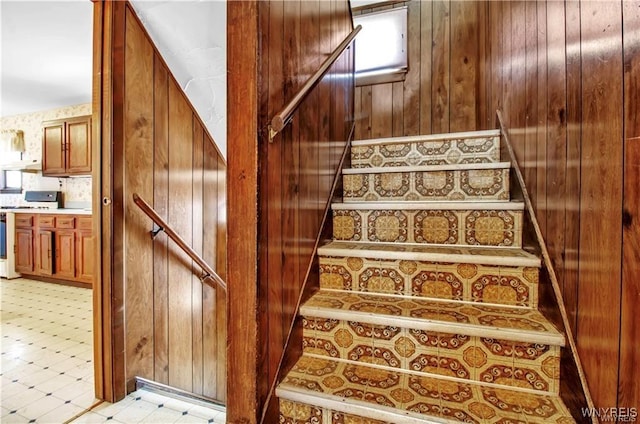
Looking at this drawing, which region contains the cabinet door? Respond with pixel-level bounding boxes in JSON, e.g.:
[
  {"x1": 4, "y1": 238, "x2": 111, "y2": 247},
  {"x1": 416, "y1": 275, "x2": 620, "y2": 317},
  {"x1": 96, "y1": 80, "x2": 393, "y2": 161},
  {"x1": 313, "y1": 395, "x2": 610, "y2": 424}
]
[
  {"x1": 42, "y1": 121, "x2": 66, "y2": 176},
  {"x1": 66, "y1": 117, "x2": 91, "y2": 175},
  {"x1": 55, "y1": 230, "x2": 76, "y2": 279},
  {"x1": 15, "y1": 229, "x2": 34, "y2": 273},
  {"x1": 76, "y1": 230, "x2": 93, "y2": 284},
  {"x1": 36, "y1": 230, "x2": 54, "y2": 276}
]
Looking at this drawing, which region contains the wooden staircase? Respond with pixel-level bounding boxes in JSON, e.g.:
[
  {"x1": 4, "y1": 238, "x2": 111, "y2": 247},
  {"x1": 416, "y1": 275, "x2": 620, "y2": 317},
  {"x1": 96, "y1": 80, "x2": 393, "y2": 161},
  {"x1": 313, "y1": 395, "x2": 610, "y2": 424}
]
[{"x1": 275, "y1": 129, "x2": 576, "y2": 423}]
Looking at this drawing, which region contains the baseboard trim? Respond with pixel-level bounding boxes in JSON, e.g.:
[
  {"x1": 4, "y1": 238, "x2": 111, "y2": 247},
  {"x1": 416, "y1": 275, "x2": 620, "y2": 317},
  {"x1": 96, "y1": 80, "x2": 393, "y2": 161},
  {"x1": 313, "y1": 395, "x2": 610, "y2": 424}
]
[{"x1": 134, "y1": 377, "x2": 226, "y2": 413}]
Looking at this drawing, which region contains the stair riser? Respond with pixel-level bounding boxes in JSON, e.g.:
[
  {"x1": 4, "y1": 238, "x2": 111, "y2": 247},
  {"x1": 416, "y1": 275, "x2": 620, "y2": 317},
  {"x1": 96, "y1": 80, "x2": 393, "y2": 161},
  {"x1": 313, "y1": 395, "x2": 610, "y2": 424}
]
[
  {"x1": 279, "y1": 399, "x2": 393, "y2": 424},
  {"x1": 302, "y1": 317, "x2": 560, "y2": 394},
  {"x1": 333, "y1": 209, "x2": 523, "y2": 247},
  {"x1": 319, "y1": 256, "x2": 539, "y2": 308},
  {"x1": 343, "y1": 168, "x2": 510, "y2": 202},
  {"x1": 351, "y1": 135, "x2": 500, "y2": 168}
]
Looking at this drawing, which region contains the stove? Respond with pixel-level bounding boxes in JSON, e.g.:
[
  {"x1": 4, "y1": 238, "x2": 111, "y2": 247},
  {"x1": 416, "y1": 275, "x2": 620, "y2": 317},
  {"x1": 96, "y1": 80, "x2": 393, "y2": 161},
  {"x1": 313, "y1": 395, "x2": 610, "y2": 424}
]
[
  {"x1": 0, "y1": 191, "x2": 63, "y2": 211},
  {"x1": 1, "y1": 206, "x2": 53, "y2": 210}
]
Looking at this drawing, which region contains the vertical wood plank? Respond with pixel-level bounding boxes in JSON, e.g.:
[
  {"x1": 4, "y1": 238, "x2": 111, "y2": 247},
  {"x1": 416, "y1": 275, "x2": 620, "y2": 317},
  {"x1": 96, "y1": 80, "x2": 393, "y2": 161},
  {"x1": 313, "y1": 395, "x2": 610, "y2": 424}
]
[
  {"x1": 191, "y1": 120, "x2": 204, "y2": 395},
  {"x1": 215, "y1": 153, "x2": 226, "y2": 403},
  {"x1": 489, "y1": 2, "x2": 502, "y2": 114},
  {"x1": 123, "y1": 7, "x2": 154, "y2": 388},
  {"x1": 202, "y1": 137, "x2": 218, "y2": 399},
  {"x1": 476, "y1": 0, "x2": 489, "y2": 129},
  {"x1": 392, "y1": 81, "x2": 404, "y2": 136},
  {"x1": 265, "y1": 0, "x2": 284, "y2": 394},
  {"x1": 403, "y1": 0, "x2": 421, "y2": 136},
  {"x1": 281, "y1": 0, "x2": 301, "y2": 386},
  {"x1": 419, "y1": 0, "x2": 432, "y2": 134},
  {"x1": 563, "y1": 0, "x2": 582, "y2": 334},
  {"x1": 353, "y1": 86, "x2": 363, "y2": 140},
  {"x1": 431, "y1": 0, "x2": 450, "y2": 134},
  {"x1": 360, "y1": 85, "x2": 372, "y2": 139},
  {"x1": 577, "y1": 1, "x2": 623, "y2": 409},
  {"x1": 535, "y1": 1, "x2": 548, "y2": 233},
  {"x1": 227, "y1": 0, "x2": 260, "y2": 418},
  {"x1": 501, "y1": 1, "x2": 512, "y2": 122},
  {"x1": 619, "y1": 0, "x2": 640, "y2": 410},
  {"x1": 371, "y1": 84, "x2": 393, "y2": 138},
  {"x1": 449, "y1": 0, "x2": 478, "y2": 132},
  {"x1": 152, "y1": 53, "x2": 170, "y2": 385},
  {"x1": 319, "y1": 0, "x2": 332, "y2": 201},
  {"x1": 167, "y1": 80, "x2": 194, "y2": 392},
  {"x1": 509, "y1": 1, "x2": 526, "y2": 160},
  {"x1": 523, "y1": 0, "x2": 538, "y2": 211},
  {"x1": 545, "y1": 0, "x2": 567, "y2": 293}
]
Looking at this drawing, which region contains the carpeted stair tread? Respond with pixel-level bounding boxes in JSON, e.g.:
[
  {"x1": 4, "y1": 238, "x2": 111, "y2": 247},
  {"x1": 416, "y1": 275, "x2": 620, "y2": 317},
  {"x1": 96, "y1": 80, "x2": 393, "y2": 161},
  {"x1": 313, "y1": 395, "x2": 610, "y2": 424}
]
[
  {"x1": 277, "y1": 355, "x2": 576, "y2": 424},
  {"x1": 318, "y1": 240, "x2": 541, "y2": 268},
  {"x1": 301, "y1": 290, "x2": 564, "y2": 346}
]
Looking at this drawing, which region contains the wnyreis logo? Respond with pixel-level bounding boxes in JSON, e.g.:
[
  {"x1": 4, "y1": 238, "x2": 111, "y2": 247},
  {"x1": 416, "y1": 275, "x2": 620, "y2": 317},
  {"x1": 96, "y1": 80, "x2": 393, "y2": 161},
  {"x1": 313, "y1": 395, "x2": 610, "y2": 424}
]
[{"x1": 581, "y1": 407, "x2": 638, "y2": 422}]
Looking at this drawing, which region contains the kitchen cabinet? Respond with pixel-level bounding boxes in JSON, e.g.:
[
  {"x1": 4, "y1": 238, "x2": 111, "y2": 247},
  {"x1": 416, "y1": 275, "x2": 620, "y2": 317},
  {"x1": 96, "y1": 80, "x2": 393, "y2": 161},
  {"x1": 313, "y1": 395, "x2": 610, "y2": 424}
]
[
  {"x1": 15, "y1": 214, "x2": 34, "y2": 273},
  {"x1": 42, "y1": 116, "x2": 92, "y2": 176},
  {"x1": 14, "y1": 213, "x2": 93, "y2": 285},
  {"x1": 76, "y1": 228, "x2": 93, "y2": 283},
  {"x1": 55, "y1": 230, "x2": 75, "y2": 279},
  {"x1": 36, "y1": 230, "x2": 53, "y2": 275},
  {"x1": 15, "y1": 227, "x2": 34, "y2": 274},
  {"x1": 36, "y1": 215, "x2": 54, "y2": 275}
]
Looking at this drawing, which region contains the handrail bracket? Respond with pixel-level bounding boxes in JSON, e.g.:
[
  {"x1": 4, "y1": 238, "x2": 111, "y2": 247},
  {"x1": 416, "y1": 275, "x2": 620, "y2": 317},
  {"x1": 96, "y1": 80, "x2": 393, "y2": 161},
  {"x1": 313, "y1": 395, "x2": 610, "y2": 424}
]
[
  {"x1": 150, "y1": 223, "x2": 164, "y2": 239},
  {"x1": 132, "y1": 192, "x2": 227, "y2": 292},
  {"x1": 268, "y1": 125, "x2": 277, "y2": 143}
]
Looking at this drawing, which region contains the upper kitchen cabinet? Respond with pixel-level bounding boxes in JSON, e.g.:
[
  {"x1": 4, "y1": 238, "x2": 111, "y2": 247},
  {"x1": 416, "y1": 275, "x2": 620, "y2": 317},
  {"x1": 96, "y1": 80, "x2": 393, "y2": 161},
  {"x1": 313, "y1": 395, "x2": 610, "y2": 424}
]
[{"x1": 42, "y1": 115, "x2": 92, "y2": 176}]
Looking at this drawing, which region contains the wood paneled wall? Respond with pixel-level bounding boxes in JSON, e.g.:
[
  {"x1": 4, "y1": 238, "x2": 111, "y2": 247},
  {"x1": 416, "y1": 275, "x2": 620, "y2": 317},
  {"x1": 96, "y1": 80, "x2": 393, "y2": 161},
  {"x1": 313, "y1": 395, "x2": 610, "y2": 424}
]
[
  {"x1": 227, "y1": 1, "x2": 354, "y2": 422},
  {"x1": 354, "y1": 0, "x2": 481, "y2": 140},
  {"x1": 479, "y1": 0, "x2": 640, "y2": 411},
  {"x1": 96, "y1": 2, "x2": 226, "y2": 403}
]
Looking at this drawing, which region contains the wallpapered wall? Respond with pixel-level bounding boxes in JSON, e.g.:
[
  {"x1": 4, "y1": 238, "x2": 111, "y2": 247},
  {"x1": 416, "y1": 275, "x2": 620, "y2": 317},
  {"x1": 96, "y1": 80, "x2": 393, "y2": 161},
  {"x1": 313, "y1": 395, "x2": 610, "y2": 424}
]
[{"x1": 0, "y1": 103, "x2": 92, "y2": 207}]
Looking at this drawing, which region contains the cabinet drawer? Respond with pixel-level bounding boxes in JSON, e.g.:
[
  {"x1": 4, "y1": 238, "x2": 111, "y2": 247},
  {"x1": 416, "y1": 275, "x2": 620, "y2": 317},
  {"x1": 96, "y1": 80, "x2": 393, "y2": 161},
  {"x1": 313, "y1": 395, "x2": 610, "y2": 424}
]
[
  {"x1": 38, "y1": 216, "x2": 55, "y2": 228},
  {"x1": 77, "y1": 217, "x2": 92, "y2": 231},
  {"x1": 15, "y1": 215, "x2": 34, "y2": 228},
  {"x1": 56, "y1": 216, "x2": 76, "y2": 229}
]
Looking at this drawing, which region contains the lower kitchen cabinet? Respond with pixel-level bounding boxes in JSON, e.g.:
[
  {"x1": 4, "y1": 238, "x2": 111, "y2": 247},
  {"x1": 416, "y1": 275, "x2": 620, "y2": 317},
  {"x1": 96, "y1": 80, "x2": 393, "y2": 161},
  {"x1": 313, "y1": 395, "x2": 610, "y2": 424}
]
[
  {"x1": 36, "y1": 230, "x2": 54, "y2": 275},
  {"x1": 15, "y1": 213, "x2": 93, "y2": 285},
  {"x1": 55, "y1": 230, "x2": 76, "y2": 279},
  {"x1": 15, "y1": 228, "x2": 34, "y2": 273},
  {"x1": 76, "y1": 229, "x2": 93, "y2": 283}
]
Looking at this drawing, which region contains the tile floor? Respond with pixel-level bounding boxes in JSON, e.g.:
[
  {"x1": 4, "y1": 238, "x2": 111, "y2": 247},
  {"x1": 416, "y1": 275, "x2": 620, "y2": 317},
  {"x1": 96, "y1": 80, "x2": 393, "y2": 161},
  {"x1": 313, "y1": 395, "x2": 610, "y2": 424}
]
[{"x1": 1, "y1": 278, "x2": 225, "y2": 424}]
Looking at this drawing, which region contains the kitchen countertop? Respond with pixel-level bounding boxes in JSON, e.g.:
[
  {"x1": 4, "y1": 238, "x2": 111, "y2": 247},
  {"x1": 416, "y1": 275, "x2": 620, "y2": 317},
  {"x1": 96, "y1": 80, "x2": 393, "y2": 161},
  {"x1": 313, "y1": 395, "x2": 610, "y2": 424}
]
[{"x1": 0, "y1": 208, "x2": 92, "y2": 215}]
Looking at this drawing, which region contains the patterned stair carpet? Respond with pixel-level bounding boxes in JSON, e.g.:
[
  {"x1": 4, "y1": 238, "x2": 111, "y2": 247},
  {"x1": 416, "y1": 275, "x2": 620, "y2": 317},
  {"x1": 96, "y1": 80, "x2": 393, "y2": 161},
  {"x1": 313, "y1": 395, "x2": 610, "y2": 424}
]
[{"x1": 276, "y1": 130, "x2": 575, "y2": 423}]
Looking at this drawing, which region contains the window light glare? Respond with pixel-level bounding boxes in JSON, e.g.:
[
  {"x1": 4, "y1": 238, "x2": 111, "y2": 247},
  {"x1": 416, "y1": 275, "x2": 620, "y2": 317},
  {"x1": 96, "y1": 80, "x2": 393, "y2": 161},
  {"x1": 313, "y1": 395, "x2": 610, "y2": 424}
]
[{"x1": 354, "y1": 7, "x2": 408, "y2": 74}]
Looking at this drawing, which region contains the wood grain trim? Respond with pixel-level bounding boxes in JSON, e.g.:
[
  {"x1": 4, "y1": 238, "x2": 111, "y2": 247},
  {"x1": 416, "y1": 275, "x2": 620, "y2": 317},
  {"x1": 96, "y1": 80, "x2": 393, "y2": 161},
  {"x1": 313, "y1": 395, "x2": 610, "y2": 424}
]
[
  {"x1": 497, "y1": 110, "x2": 596, "y2": 421},
  {"x1": 91, "y1": 0, "x2": 105, "y2": 401},
  {"x1": 227, "y1": 1, "x2": 260, "y2": 422},
  {"x1": 619, "y1": 0, "x2": 640, "y2": 408}
]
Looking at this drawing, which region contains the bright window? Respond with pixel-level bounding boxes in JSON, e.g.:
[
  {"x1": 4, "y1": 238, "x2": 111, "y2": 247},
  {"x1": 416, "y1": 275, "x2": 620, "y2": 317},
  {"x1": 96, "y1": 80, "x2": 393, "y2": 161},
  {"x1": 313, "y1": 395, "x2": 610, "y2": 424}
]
[
  {"x1": 353, "y1": 6, "x2": 407, "y2": 84},
  {"x1": 0, "y1": 151, "x2": 22, "y2": 193}
]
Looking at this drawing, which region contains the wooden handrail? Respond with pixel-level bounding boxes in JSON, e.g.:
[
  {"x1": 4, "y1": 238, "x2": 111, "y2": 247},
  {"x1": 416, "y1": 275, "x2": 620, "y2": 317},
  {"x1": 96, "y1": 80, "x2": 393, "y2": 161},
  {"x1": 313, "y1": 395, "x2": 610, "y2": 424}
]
[
  {"x1": 268, "y1": 25, "x2": 362, "y2": 142},
  {"x1": 132, "y1": 193, "x2": 227, "y2": 292}
]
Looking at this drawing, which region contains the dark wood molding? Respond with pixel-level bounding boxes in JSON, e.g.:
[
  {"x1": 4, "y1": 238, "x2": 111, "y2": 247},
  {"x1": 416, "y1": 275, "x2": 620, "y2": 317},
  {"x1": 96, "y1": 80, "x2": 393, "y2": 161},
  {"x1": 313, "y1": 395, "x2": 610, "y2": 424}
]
[{"x1": 227, "y1": 1, "x2": 260, "y2": 422}]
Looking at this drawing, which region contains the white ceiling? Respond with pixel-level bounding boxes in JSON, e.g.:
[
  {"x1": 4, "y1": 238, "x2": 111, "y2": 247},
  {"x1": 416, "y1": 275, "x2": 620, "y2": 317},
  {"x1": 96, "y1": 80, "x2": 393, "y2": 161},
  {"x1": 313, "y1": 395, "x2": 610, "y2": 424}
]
[{"x1": 0, "y1": 0, "x2": 93, "y2": 118}]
